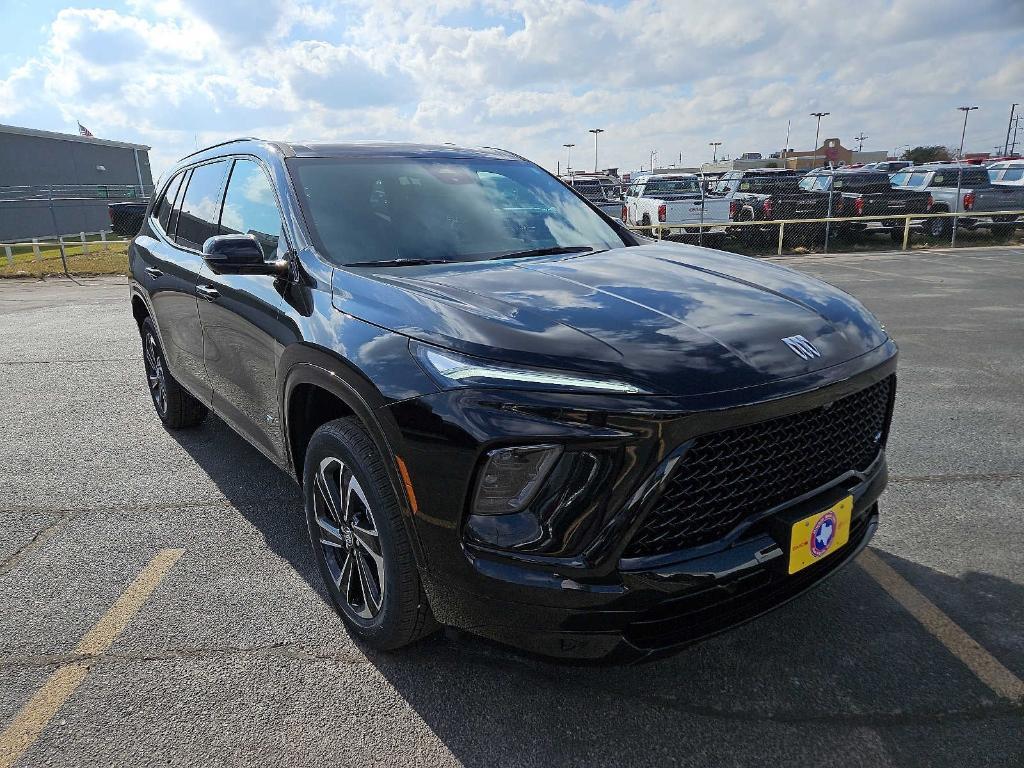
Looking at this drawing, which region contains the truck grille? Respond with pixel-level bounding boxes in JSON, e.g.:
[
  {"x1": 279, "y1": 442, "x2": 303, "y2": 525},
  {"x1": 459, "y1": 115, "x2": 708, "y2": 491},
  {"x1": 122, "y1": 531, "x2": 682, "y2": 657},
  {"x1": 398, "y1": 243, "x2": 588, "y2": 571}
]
[{"x1": 623, "y1": 376, "x2": 894, "y2": 559}]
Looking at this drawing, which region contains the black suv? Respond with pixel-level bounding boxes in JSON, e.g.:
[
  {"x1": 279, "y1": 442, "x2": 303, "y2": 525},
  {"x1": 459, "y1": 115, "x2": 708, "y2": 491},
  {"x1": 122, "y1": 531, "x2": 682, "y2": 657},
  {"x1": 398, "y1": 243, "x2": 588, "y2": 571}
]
[{"x1": 127, "y1": 139, "x2": 897, "y2": 662}]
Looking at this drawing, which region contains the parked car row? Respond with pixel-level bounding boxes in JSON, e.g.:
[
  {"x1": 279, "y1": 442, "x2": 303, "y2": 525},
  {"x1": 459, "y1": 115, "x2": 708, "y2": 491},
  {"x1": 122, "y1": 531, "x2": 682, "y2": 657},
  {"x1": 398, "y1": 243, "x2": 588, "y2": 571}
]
[{"x1": 556, "y1": 162, "x2": 1024, "y2": 248}]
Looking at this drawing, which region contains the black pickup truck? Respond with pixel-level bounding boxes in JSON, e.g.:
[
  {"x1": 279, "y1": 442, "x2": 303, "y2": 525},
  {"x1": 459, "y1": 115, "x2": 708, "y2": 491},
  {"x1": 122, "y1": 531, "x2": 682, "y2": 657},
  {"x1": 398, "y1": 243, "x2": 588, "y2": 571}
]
[
  {"x1": 712, "y1": 169, "x2": 838, "y2": 245},
  {"x1": 799, "y1": 169, "x2": 931, "y2": 241}
]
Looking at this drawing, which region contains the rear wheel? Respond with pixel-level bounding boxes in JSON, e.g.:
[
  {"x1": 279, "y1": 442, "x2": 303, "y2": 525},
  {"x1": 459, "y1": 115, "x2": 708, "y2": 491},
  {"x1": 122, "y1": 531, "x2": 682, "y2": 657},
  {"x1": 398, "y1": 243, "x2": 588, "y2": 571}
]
[
  {"x1": 925, "y1": 211, "x2": 951, "y2": 240},
  {"x1": 140, "y1": 317, "x2": 207, "y2": 429},
  {"x1": 304, "y1": 418, "x2": 436, "y2": 650}
]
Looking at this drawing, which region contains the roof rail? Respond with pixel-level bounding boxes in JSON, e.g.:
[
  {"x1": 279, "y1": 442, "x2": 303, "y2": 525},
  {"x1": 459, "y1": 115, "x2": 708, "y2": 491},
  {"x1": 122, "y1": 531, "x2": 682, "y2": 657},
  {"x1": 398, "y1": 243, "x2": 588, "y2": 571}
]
[{"x1": 178, "y1": 136, "x2": 263, "y2": 162}]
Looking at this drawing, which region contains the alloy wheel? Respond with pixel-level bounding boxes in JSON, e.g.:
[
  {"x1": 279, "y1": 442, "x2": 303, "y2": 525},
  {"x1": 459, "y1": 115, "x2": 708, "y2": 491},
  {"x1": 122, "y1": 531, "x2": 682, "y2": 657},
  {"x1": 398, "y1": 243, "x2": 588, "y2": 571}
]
[
  {"x1": 313, "y1": 456, "x2": 386, "y2": 620},
  {"x1": 144, "y1": 332, "x2": 168, "y2": 416}
]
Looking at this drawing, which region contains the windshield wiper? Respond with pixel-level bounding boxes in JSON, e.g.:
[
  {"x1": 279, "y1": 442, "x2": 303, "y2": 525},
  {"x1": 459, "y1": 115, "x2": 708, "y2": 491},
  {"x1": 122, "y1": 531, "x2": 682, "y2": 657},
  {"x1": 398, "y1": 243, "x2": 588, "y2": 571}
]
[
  {"x1": 345, "y1": 258, "x2": 454, "y2": 267},
  {"x1": 489, "y1": 246, "x2": 594, "y2": 261}
]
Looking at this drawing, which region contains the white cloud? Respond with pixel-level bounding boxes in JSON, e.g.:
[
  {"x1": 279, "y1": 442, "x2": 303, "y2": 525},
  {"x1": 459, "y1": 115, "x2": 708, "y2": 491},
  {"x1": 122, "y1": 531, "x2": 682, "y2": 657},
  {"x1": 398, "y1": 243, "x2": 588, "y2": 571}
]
[{"x1": 1, "y1": 0, "x2": 1023, "y2": 177}]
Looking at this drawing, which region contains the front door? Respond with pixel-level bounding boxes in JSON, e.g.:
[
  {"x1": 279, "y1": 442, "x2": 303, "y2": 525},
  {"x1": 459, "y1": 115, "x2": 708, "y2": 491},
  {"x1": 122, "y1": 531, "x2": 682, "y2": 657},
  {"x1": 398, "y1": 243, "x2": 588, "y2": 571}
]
[{"x1": 197, "y1": 158, "x2": 292, "y2": 462}]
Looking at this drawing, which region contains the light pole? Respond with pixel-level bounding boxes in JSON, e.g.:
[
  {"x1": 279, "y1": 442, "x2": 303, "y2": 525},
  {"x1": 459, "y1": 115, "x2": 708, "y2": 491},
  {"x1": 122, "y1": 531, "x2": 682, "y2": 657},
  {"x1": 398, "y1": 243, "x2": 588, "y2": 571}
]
[
  {"x1": 810, "y1": 112, "x2": 829, "y2": 170},
  {"x1": 854, "y1": 132, "x2": 867, "y2": 152},
  {"x1": 1005, "y1": 104, "x2": 1018, "y2": 156},
  {"x1": 709, "y1": 141, "x2": 721, "y2": 163},
  {"x1": 563, "y1": 143, "x2": 575, "y2": 175},
  {"x1": 588, "y1": 128, "x2": 604, "y2": 173},
  {"x1": 952, "y1": 105, "x2": 978, "y2": 247},
  {"x1": 649, "y1": 149, "x2": 657, "y2": 171}
]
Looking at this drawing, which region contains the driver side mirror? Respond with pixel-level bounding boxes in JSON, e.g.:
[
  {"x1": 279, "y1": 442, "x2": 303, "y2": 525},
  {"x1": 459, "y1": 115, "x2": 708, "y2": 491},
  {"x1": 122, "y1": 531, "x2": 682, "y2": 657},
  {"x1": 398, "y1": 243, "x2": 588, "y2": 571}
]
[{"x1": 202, "y1": 234, "x2": 289, "y2": 277}]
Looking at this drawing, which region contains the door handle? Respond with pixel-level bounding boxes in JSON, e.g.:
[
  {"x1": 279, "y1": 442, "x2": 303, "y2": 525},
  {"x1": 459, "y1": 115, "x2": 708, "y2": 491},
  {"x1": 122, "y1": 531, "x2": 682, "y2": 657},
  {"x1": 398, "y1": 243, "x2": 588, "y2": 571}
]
[
  {"x1": 144, "y1": 267, "x2": 163, "y2": 278},
  {"x1": 196, "y1": 284, "x2": 219, "y2": 301}
]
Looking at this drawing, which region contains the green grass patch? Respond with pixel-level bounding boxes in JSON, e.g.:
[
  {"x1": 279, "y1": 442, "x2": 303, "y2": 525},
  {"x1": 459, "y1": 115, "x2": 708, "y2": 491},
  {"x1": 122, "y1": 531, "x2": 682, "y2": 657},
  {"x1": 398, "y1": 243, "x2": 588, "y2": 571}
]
[{"x1": 0, "y1": 240, "x2": 129, "y2": 278}]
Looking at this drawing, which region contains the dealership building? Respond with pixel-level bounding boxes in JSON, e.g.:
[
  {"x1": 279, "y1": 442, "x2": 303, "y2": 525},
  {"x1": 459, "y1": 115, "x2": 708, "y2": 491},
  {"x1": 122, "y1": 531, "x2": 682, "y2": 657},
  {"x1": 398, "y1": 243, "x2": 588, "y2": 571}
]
[{"x1": 0, "y1": 123, "x2": 154, "y2": 242}]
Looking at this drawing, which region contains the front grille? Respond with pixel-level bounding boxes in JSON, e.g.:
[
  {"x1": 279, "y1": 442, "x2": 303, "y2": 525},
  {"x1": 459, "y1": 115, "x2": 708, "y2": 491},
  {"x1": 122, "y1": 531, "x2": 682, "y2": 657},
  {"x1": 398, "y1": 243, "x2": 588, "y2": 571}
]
[{"x1": 623, "y1": 375, "x2": 894, "y2": 559}]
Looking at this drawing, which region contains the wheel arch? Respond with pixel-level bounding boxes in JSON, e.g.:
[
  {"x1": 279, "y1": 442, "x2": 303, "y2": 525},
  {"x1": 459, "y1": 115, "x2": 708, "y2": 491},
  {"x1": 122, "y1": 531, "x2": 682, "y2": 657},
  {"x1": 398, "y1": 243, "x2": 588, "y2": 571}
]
[{"x1": 282, "y1": 352, "x2": 428, "y2": 569}]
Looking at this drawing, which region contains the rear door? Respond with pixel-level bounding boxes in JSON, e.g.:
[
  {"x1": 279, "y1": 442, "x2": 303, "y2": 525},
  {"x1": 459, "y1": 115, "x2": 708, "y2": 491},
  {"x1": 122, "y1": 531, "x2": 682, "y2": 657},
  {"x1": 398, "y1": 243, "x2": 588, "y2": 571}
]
[{"x1": 196, "y1": 157, "x2": 293, "y2": 461}]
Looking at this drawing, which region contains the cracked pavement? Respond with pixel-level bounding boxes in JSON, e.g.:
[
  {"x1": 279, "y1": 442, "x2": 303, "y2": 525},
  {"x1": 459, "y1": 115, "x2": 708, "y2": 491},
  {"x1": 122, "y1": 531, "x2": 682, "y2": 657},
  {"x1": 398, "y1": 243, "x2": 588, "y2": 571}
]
[{"x1": 1, "y1": 247, "x2": 1022, "y2": 767}]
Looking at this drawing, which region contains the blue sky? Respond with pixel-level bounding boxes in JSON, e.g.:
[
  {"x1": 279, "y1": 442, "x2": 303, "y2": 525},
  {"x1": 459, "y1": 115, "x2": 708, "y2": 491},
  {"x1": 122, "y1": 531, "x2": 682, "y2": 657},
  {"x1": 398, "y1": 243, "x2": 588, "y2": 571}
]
[{"x1": 1, "y1": 0, "x2": 1022, "y2": 176}]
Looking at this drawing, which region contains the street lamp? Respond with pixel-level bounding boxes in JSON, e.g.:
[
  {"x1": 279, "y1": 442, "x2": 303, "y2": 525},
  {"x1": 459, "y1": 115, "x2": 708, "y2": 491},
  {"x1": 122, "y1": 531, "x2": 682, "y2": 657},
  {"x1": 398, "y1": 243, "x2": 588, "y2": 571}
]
[
  {"x1": 810, "y1": 112, "x2": 830, "y2": 170},
  {"x1": 952, "y1": 106, "x2": 978, "y2": 247},
  {"x1": 588, "y1": 128, "x2": 604, "y2": 173},
  {"x1": 709, "y1": 141, "x2": 721, "y2": 163},
  {"x1": 563, "y1": 143, "x2": 575, "y2": 175}
]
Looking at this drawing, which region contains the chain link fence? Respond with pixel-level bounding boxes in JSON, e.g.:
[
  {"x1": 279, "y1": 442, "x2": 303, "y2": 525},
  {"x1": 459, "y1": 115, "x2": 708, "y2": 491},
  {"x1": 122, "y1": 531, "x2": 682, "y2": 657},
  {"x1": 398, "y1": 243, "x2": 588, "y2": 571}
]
[
  {"x1": 0, "y1": 183, "x2": 143, "y2": 277},
  {"x1": 620, "y1": 163, "x2": 1024, "y2": 256}
]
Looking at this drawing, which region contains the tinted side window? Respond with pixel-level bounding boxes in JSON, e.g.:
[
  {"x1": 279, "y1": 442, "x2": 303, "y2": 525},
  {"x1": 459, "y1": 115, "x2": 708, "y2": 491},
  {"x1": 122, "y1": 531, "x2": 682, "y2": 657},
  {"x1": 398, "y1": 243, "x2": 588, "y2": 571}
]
[
  {"x1": 176, "y1": 161, "x2": 230, "y2": 249},
  {"x1": 220, "y1": 159, "x2": 284, "y2": 260},
  {"x1": 156, "y1": 172, "x2": 185, "y2": 233},
  {"x1": 1002, "y1": 168, "x2": 1023, "y2": 182}
]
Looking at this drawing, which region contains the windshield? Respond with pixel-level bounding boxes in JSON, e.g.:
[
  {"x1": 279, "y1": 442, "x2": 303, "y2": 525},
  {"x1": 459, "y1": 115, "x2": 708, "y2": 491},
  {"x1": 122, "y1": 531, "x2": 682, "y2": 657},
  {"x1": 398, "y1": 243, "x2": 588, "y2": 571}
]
[
  {"x1": 288, "y1": 157, "x2": 626, "y2": 265},
  {"x1": 800, "y1": 174, "x2": 832, "y2": 191},
  {"x1": 641, "y1": 178, "x2": 700, "y2": 197}
]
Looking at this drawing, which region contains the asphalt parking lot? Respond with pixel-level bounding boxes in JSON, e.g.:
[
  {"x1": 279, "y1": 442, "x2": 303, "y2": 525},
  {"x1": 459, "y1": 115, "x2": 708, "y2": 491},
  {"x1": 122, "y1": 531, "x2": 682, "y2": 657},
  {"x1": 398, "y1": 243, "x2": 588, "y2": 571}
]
[{"x1": 0, "y1": 246, "x2": 1022, "y2": 767}]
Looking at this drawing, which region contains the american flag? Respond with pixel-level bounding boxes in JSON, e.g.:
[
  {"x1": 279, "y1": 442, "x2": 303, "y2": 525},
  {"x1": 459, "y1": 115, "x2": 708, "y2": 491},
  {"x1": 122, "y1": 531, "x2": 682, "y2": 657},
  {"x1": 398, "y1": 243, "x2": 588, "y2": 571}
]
[{"x1": 77, "y1": 122, "x2": 94, "y2": 138}]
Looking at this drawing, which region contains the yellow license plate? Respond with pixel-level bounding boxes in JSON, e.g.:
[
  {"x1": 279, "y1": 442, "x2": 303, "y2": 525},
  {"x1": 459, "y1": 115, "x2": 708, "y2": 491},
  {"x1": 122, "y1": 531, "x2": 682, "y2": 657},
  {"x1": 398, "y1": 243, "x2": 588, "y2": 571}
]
[{"x1": 787, "y1": 496, "x2": 853, "y2": 574}]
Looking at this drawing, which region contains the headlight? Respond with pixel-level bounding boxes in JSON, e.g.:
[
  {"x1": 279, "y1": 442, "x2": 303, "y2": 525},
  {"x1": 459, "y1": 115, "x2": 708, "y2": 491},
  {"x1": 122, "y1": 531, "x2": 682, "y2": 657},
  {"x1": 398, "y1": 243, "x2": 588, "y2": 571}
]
[{"x1": 414, "y1": 344, "x2": 646, "y2": 394}]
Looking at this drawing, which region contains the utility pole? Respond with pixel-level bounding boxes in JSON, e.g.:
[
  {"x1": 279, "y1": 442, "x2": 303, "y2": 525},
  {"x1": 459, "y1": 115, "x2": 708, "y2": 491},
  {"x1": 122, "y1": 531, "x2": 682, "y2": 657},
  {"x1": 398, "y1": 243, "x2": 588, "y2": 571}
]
[
  {"x1": 1011, "y1": 116, "x2": 1022, "y2": 156},
  {"x1": 563, "y1": 143, "x2": 575, "y2": 175},
  {"x1": 649, "y1": 149, "x2": 658, "y2": 171},
  {"x1": 810, "y1": 112, "x2": 830, "y2": 170},
  {"x1": 709, "y1": 141, "x2": 721, "y2": 163},
  {"x1": 854, "y1": 132, "x2": 868, "y2": 152},
  {"x1": 1005, "y1": 103, "x2": 1018, "y2": 155},
  {"x1": 588, "y1": 128, "x2": 604, "y2": 173},
  {"x1": 952, "y1": 106, "x2": 978, "y2": 247}
]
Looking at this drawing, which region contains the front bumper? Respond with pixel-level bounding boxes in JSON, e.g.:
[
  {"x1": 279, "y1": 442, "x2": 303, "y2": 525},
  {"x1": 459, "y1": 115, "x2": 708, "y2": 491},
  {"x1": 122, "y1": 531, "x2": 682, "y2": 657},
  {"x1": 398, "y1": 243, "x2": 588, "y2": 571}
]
[
  {"x1": 423, "y1": 472, "x2": 881, "y2": 663},
  {"x1": 384, "y1": 342, "x2": 896, "y2": 661}
]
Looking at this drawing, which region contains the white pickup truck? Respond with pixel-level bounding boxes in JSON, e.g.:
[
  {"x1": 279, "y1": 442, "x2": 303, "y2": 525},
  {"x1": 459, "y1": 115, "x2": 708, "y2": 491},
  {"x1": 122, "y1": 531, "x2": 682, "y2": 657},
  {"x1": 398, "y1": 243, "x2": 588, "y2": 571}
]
[{"x1": 622, "y1": 172, "x2": 729, "y2": 234}]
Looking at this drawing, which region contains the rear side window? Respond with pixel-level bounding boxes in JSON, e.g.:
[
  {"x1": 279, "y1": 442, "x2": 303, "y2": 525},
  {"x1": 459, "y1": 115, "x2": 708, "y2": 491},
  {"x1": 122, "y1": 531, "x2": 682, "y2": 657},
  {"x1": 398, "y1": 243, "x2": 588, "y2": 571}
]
[
  {"x1": 220, "y1": 159, "x2": 284, "y2": 260},
  {"x1": 155, "y1": 172, "x2": 185, "y2": 233},
  {"x1": 176, "y1": 160, "x2": 230, "y2": 249},
  {"x1": 931, "y1": 169, "x2": 989, "y2": 187},
  {"x1": 1001, "y1": 168, "x2": 1023, "y2": 182}
]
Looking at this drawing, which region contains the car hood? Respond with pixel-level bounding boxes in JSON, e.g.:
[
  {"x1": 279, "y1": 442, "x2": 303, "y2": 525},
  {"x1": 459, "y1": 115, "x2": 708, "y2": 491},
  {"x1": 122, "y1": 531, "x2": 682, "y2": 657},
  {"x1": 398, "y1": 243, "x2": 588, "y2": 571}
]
[{"x1": 331, "y1": 243, "x2": 888, "y2": 396}]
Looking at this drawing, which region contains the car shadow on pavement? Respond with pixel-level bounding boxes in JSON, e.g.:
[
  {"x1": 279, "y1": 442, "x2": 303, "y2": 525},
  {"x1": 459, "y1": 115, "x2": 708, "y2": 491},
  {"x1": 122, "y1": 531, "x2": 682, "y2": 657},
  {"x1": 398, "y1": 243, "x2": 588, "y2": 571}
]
[
  {"x1": 166, "y1": 415, "x2": 331, "y2": 606},
  {"x1": 360, "y1": 551, "x2": 1024, "y2": 768},
  {"x1": 167, "y1": 417, "x2": 1023, "y2": 766}
]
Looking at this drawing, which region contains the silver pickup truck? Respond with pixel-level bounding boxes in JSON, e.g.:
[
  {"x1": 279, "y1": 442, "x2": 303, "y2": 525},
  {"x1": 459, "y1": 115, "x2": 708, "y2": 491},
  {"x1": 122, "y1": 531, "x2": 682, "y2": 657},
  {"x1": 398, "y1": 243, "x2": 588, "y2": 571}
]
[{"x1": 890, "y1": 164, "x2": 1024, "y2": 239}]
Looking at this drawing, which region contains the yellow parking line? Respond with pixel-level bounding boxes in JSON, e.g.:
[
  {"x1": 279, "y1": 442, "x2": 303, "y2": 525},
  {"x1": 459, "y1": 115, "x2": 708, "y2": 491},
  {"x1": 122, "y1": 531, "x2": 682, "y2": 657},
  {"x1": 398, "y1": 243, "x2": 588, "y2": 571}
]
[
  {"x1": 0, "y1": 548, "x2": 184, "y2": 768},
  {"x1": 859, "y1": 549, "x2": 1024, "y2": 702}
]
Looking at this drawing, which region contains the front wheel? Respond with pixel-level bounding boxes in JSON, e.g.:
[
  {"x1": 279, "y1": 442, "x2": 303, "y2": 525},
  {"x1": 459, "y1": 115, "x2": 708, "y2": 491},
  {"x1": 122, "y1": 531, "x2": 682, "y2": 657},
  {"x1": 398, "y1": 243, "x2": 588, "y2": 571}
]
[{"x1": 304, "y1": 418, "x2": 436, "y2": 650}]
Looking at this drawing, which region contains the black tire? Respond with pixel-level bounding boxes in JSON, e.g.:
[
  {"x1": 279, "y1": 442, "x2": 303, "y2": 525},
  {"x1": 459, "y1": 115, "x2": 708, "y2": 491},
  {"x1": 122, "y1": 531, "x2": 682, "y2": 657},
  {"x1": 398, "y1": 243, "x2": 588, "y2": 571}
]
[
  {"x1": 640, "y1": 213, "x2": 652, "y2": 236},
  {"x1": 304, "y1": 417, "x2": 435, "y2": 650},
  {"x1": 140, "y1": 317, "x2": 207, "y2": 429},
  {"x1": 925, "y1": 211, "x2": 951, "y2": 240},
  {"x1": 889, "y1": 226, "x2": 908, "y2": 244},
  {"x1": 738, "y1": 210, "x2": 758, "y2": 248}
]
